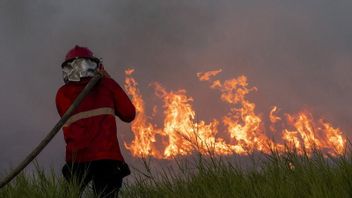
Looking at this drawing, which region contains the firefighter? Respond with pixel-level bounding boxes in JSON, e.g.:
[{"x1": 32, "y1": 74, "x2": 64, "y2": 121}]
[{"x1": 56, "y1": 45, "x2": 136, "y2": 197}]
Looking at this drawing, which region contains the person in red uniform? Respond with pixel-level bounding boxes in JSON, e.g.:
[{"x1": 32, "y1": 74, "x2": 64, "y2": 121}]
[{"x1": 56, "y1": 45, "x2": 135, "y2": 197}]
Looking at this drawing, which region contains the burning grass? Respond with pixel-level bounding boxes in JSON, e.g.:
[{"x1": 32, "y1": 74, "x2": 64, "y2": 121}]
[
  {"x1": 1, "y1": 148, "x2": 352, "y2": 198},
  {"x1": 124, "y1": 69, "x2": 347, "y2": 159}
]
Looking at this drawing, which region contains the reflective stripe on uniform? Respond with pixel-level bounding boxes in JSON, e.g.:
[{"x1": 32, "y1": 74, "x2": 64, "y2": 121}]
[{"x1": 64, "y1": 107, "x2": 114, "y2": 127}]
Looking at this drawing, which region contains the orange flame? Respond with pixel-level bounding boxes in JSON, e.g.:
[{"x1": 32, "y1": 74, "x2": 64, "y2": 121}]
[
  {"x1": 197, "y1": 69, "x2": 223, "y2": 81},
  {"x1": 269, "y1": 106, "x2": 281, "y2": 124},
  {"x1": 269, "y1": 106, "x2": 281, "y2": 132},
  {"x1": 124, "y1": 69, "x2": 347, "y2": 158},
  {"x1": 124, "y1": 69, "x2": 161, "y2": 158}
]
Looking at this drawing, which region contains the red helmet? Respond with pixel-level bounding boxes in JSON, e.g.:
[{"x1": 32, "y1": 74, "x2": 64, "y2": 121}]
[{"x1": 61, "y1": 45, "x2": 100, "y2": 67}]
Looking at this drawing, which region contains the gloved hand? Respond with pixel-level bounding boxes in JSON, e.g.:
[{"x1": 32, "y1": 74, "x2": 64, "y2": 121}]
[{"x1": 97, "y1": 65, "x2": 111, "y2": 78}]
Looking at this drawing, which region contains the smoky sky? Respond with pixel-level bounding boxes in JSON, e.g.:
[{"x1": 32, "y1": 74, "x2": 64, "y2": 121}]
[{"x1": 0, "y1": 0, "x2": 352, "y2": 171}]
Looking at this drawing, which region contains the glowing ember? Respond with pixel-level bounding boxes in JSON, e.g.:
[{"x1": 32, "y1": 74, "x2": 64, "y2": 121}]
[{"x1": 124, "y1": 69, "x2": 347, "y2": 158}]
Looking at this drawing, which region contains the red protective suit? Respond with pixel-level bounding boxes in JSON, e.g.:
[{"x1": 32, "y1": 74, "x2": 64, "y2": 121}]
[{"x1": 56, "y1": 77, "x2": 135, "y2": 162}]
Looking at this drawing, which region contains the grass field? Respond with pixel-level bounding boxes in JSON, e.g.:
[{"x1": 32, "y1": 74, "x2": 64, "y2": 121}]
[{"x1": 1, "y1": 149, "x2": 352, "y2": 198}]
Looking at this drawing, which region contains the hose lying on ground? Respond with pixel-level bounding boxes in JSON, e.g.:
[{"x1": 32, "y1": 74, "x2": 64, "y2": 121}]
[{"x1": 0, "y1": 72, "x2": 103, "y2": 188}]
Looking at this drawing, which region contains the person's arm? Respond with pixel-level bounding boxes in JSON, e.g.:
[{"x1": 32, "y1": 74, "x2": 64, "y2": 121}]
[
  {"x1": 55, "y1": 88, "x2": 64, "y2": 117},
  {"x1": 55, "y1": 87, "x2": 71, "y2": 117},
  {"x1": 107, "y1": 78, "x2": 136, "y2": 122}
]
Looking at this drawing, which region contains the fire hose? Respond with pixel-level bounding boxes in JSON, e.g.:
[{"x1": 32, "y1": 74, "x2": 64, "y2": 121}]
[{"x1": 0, "y1": 72, "x2": 103, "y2": 188}]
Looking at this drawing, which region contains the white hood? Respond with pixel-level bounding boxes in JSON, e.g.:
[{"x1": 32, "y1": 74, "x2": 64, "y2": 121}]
[{"x1": 62, "y1": 58, "x2": 98, "y2": 82}]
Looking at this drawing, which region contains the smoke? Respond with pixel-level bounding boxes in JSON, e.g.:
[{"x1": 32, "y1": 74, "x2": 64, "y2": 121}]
[{"x1": 0, "y1": 0, "x2": 351, "y2": 170}]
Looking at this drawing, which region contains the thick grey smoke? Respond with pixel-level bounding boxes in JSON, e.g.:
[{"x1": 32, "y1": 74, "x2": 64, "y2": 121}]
[{"x1": 0, "y1": 1, "x2": 351, "y2": 171}]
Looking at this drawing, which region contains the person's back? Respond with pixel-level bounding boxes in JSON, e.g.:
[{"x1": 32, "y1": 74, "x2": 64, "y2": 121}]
[{"x1": 56, "y1": 45, "x2": 135, "y2": 197}]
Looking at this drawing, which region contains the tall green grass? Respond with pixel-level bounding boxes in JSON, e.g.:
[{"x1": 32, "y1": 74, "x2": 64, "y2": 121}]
[
  {"x1": 1, "y1": 149, "x2": 352, "y2": 198},
  {"x1": 0, "y1": 165, "x2": 84, "y2": 198},
  {"x1": 121, "y1": 149, "x2": 352, "y2": 198}
]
